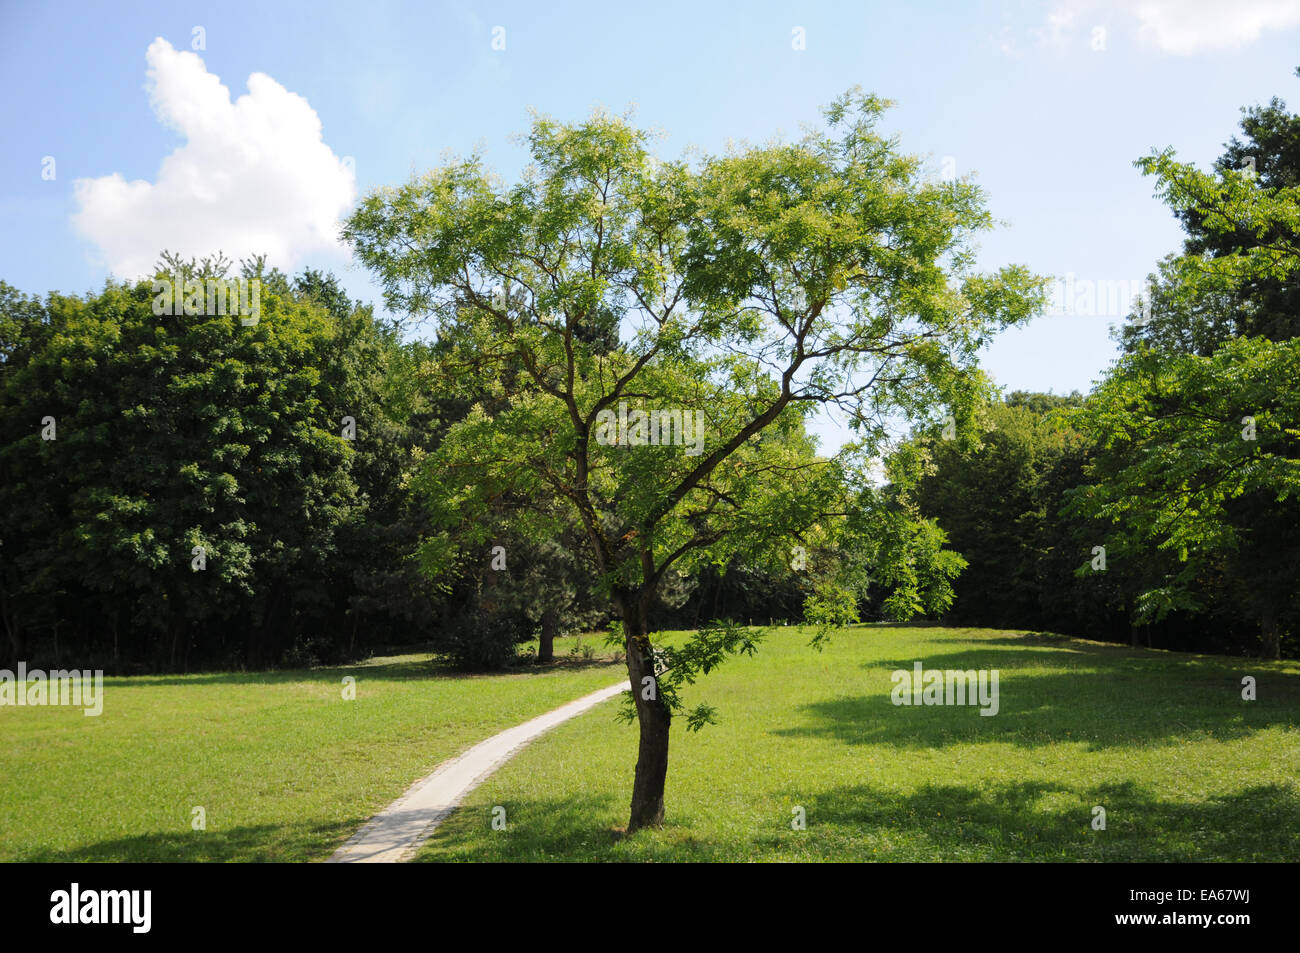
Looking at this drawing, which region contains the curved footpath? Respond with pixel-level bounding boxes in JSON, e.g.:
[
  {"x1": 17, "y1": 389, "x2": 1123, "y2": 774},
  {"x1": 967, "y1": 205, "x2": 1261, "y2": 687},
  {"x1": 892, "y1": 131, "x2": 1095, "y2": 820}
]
[{"x1": 328, "y1": 679, "x2": 631, "y2": 863}]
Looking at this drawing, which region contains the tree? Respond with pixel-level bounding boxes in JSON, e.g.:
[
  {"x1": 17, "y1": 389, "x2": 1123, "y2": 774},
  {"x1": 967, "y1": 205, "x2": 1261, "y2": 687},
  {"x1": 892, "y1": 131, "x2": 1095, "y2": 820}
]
[
  {"x1": 343, "y1": 91, "x2": 1046, "y2": 831},
  {"x1": 1124, "y1": 73, "x2": 1300, "y2": 357},
  {"x1": 1161, "y1": 70, "x2": 1300, "y2": 344},
  {"x1": 1068, "y1": 339, "x2": 1300, "y2": 658},
  {"x1": 430, "y1": 509, "x2": 610, "y2": 670},
  {"x1": 1076, "y1": 71, "x2": 1300, "y2": 660},
  {"x1": 907, "y1": 391, "x2": 1109, "y2": 634}
]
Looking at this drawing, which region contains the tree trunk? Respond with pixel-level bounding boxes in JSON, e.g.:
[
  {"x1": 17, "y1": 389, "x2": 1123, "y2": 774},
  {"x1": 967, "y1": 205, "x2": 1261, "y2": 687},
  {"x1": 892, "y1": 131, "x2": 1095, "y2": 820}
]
[
  {"x1": 1261, "y1": 605, "x2": 1282, "y2": 660},
  {"x1": 3, "y1": 611, "x2": 21, "y2": 669},
  {"x1": 619, "y1": 589, "x2": 670, "y2": 833},
  {"x1": 538, "y1": 607, "x2": 557, "y2": 663},
  {"x1": 0, "y1": 589, "x2": 19, "y2": 667},
  {"x1": 249, "y1": 584, "x2": 285, "y2": 668},
  {"x1": 1127, "y1": 597, "x2": 1143, "y2": 648}
]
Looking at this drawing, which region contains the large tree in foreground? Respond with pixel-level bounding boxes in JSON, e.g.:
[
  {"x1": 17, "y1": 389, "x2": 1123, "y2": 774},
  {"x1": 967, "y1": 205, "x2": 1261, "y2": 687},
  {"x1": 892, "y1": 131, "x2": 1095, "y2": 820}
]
[{"x1": 344, "y1": 90, "x2": 1046, "y2": 831}]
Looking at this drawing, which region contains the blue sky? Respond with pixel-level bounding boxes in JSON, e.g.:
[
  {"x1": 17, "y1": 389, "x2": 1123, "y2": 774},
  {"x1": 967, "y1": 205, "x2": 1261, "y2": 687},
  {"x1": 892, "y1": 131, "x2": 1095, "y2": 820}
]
[{"x1": 3, "y1": 0, "x2": 1299, "y2": 444}]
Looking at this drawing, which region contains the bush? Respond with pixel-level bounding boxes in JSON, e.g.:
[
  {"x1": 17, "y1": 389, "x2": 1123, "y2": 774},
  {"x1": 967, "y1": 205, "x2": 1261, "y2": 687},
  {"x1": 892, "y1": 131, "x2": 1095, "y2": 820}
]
[{"x1": 434, "y1": 603, "x2": 533, "y2": 671}]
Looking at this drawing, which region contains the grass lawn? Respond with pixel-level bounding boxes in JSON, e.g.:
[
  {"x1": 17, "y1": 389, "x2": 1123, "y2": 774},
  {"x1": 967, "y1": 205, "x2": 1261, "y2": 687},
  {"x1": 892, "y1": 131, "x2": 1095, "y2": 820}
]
[
  {"x1": 0, "y1": 635, "x2": 625, "y2": 862},
  {"x1": 416, "y1": 624, "x2": 1300, "y2": 862}
]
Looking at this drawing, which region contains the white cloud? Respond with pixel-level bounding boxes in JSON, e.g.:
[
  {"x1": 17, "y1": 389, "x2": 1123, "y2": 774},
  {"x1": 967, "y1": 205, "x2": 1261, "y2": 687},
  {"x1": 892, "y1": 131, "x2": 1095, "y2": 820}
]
[
  {"x1": 73, "y1": 38, "x2": 355, "y2": 280},
  {"x1": 1132, "y1": 0, "x2": 1300, "y2": 54},
  {"x1": 1024, "y1": 0, "x2": 1300, "y2": 55}
]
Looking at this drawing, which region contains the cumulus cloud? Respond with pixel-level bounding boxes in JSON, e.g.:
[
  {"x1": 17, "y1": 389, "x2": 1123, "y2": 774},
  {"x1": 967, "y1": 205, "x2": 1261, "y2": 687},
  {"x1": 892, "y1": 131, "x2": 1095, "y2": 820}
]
[
  {"x1": 73, "y1": 38, "x2": 355, "y2": 280},
  {"x1": 1026, "y1": 0, "x2": 1300, "y2": 55}
]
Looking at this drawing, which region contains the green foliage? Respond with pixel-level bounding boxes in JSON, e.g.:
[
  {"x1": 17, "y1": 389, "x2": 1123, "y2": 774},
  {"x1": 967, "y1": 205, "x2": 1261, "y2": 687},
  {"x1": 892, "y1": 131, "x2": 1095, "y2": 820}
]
[
  {"x1": 1125, "y1": 82, "x2": 1300, "y2": 355},
  {"x1": 432, "y1": 527, "x2": 610, "y2": 670},
  {"x1": 1068, "y1": 338, "x2": 1300, "y2": 651},
  {"x1": 1135, "y1": 148, "x2": 1300, "y2": 288},
  {"x1": 0, "y1": 258, "x2": 433, "y2": 669},
  {"x1": 433, "y1": 601, "x2": 533, "y2": 671},
  {"x1": 906, "y1": 392, "x2": 1100, "y2": 634},
  {"x1": 1074, "y1": 71, "x2": 1300, "y2": 657},
  {"x1": 909, "y1": 71, "x2": 1300, "y2": 659},
  {"x1": 343, "y1": 91, "x2": 1044, "y2": 684}
]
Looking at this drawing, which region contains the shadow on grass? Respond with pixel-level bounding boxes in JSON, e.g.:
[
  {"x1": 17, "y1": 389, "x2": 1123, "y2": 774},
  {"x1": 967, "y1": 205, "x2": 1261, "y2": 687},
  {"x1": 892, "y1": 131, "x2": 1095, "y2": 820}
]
[
  {"x1": 111, "y1": 654, "x2": 624, "y2": 689},
  {"x1": 94, "y1": 658, "x2": 438, "y2": 689},
  {"x1": 774, "y1": 687, "x2": 1298, "y2": 752},
  {"x1": 416, "y1": 793, "x2": 624, "y2": 863},
  {"x1": 20, "y1": 818, "x2": 362, "y2": 863},
  {"x1": 763, "y1": 642, "x2": 1300, "y2": 751},
  {"x1": 417, "y1": 781, "x2": 1300, "y2": 862},
  {"x1": 869, "y1": 645, "x2": 1274, "y2": 674},
  {"x1": 427, "y1": 656, "x2": 623, "y2": 678},
  {"x1": 777, "y1": 779, "x2": 1300, "y2": 861}
]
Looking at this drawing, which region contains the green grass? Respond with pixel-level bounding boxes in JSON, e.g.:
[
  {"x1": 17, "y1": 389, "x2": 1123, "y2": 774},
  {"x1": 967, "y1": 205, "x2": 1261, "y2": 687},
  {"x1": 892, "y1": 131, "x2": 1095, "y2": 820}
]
[
  {"x1": 6, "y1": 625, "x2": 1297, "y2": 863},
  {"x1": 0, "y1": 635, "x2": 625, "y2": 862},
  {"x1": 415, "y1": 625, "x2": 1300, "y2": 862}
]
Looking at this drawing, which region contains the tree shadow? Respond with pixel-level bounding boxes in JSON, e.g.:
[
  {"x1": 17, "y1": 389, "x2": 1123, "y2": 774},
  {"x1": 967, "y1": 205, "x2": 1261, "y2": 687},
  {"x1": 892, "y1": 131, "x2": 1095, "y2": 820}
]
[
  {"x1": 766, "y1": 644, "x2": 1300, "y2": 751},
  {"x1": 415, "y1": 793, "x2": 626, "y2": 862},
  {"x1": 99, "y1": 657, "x2": 438, "y2": 688},
  {"x1": 19, "y1": 818, "x2": 361, "y2": 863},
  {"x1": 867, "y1": 646, "x2": 1284, "y2": 676},
  {"x1": 413, "y1": 781, "x2": 1299, "y2": 862},
  {"x1": 774, "y1": 780, "x2": 1300, "y2": 861},
  {"x1": 106, "y1": 654, "x2": 623, "y2": 688},
  {"x1": 431, "y1": 656, "x2": 624, "y2": 678}
]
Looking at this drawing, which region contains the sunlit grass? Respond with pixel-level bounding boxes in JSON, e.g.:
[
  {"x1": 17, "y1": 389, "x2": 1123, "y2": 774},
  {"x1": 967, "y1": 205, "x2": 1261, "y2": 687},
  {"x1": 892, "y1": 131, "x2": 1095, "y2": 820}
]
[
  {"x1": 417, "y1": 625, "x2": 1300, "y2": 862},
  {"x1": 0, "y1": 635, "x2": 624, "y2": 862}
]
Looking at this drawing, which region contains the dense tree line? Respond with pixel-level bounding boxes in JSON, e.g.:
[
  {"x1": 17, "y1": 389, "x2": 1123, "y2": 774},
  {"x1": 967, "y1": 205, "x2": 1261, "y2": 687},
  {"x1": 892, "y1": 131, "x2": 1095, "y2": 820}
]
[
  {"x1": 906, "y1": 72, "x2": 1300, "y2": 659},
  {"x1": 0, "y1": 256, "x2": 444, "y2": 670}
]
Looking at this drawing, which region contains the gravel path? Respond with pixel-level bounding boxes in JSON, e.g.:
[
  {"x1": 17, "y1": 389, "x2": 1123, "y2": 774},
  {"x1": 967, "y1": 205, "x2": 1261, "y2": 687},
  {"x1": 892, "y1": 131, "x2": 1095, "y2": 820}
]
[{"x1": 328, "y1": 679, "x2": 631, "y2": 863}]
